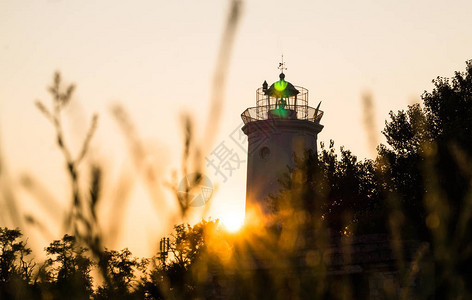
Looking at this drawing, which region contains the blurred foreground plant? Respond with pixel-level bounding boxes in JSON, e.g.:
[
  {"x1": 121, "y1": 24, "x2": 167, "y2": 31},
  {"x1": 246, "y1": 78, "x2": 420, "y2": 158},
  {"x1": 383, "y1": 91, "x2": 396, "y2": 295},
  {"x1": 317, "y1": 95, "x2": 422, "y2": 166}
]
[{"x1": 36, "y1": 72, "x2": 101, "y2": 246}]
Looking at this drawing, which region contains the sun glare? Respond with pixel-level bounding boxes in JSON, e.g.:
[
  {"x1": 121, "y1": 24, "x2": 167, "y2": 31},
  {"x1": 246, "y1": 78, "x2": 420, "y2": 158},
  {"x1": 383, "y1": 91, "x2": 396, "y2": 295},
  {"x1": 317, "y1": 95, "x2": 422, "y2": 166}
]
[{"x1": 220, "y1": 213, "x2": 244, "y2": 233}]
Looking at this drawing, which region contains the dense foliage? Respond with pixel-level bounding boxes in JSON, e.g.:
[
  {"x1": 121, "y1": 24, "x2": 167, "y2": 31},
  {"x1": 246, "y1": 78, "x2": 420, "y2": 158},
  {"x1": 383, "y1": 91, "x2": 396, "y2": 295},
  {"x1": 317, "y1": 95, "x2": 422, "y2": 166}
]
[
  {"x1": 268, "y1": 60, "x2": 472, "y2": 298},
  {"x1": 2, "y1": 60, "x2": 472, "y2": 298},
  {"x1": 0, "y1": 220, "x2": 218, "y2": 299},
  {"x1": 272, "y1": 60, "x2": 472, "y2": 237}
]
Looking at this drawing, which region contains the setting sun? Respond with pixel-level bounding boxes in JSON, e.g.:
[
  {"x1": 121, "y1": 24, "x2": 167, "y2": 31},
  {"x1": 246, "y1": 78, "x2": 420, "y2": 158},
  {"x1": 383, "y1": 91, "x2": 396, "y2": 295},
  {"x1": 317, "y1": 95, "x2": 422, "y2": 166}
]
[
  {"x1": 1, "y1": 0, "x2": 472, "y2": 298},
  {"x1": 220, "y1": 213, "x2": 245, "y2": 233}
]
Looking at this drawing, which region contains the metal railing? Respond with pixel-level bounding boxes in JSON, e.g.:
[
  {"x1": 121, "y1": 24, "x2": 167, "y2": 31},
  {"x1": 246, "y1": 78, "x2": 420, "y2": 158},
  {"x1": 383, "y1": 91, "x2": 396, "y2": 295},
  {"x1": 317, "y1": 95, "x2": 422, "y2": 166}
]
[
  {"x1": 256, "y1": 86, "x2": 309, "y2": 109},
  {"x1": 241, "y1": 104, "x2": 323, "y2": 125}
]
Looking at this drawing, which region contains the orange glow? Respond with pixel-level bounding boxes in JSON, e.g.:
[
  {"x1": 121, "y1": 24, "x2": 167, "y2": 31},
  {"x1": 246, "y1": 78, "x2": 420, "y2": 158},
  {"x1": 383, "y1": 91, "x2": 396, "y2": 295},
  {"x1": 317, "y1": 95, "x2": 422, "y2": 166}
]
[
  {"x1": 2, "y1": 0, "x2": 472, "y2": 259},
  {"x1": 220, "y1": 212, "x2": 245, "y2": 233}
]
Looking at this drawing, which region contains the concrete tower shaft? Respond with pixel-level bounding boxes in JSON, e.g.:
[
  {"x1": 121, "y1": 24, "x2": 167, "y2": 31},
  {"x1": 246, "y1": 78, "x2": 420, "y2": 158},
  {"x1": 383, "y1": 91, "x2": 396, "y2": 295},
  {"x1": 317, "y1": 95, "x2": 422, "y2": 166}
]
[{"x1": 241, "y1": 72, "x2": 324, "y2": 215}]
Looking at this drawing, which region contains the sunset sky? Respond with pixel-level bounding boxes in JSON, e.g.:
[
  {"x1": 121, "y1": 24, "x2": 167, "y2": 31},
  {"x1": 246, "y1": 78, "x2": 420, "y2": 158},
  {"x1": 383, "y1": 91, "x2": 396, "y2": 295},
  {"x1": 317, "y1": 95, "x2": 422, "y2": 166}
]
[{"x1": 1, "y1": 0, "x2": 472, "y2": 257}]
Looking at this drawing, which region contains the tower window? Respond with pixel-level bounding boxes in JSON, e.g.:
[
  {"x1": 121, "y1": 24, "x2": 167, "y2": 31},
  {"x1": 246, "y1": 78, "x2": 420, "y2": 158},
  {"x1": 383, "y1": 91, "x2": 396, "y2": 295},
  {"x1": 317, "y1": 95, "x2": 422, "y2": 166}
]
[{"x1": 259, "y1": 146, "x2": 271, "y2": 160}]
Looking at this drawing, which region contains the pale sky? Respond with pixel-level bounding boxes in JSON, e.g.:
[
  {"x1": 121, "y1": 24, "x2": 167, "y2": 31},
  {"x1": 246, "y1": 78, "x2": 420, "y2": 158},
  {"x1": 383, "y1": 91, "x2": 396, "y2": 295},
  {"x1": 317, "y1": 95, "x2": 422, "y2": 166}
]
[{"x1": 1, "y1": 0, "x2": 472, "y2": 257}]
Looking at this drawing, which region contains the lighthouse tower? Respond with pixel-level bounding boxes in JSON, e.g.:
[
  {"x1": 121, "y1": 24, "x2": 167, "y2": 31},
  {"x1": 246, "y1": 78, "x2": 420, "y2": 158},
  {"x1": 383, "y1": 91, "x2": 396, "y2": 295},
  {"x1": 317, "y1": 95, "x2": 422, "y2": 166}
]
[{"x1": 241, "y1": 63, "x2": 324, "y2": 215}]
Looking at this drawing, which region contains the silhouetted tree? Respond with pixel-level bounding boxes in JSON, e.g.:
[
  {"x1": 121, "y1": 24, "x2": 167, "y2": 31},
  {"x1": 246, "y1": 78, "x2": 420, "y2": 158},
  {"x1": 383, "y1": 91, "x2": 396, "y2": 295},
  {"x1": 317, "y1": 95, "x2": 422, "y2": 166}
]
[
  {"x1": 43, "y1": 234, "x2": 93, "y2": 299},
  {"x1": 378, "y1": 59, "x2": 472, "y2": 297},
  {"x1": 272, "y1": 141, "x2": 384, "y2": 237},
  {"x1": 95, "y1": 248, "x2": 147, "y2": 300},
  {"x1": 143, "y1": 219, "x2": 219, "y2": 299},
  {"x1": 317, "y1": 142, "x2": 383, "y2": 234},
  {"x1": 0, "y1": 227, "x2": 36, "y2": 299}
]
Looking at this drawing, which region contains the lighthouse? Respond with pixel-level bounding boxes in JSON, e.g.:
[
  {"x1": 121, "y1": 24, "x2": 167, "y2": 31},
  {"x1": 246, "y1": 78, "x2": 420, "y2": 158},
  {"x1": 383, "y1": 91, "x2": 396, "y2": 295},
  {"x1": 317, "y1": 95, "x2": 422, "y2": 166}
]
[{"x1": 241, "y1": 62, "x2": 324, "y2": 216}]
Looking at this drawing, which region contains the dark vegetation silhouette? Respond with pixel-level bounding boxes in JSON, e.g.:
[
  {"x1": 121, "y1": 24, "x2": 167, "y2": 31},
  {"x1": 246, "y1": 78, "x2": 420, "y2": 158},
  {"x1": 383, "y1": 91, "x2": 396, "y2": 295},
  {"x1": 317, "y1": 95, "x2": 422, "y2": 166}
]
[
  {"x1": 0, "y1": 0, "x2": 471, "y2": 296},
  {"x1": 42, "y1": 234, "x2": 94, "y2": 299},
  {"x1": 0, "y1": 221, "x2": 219, "y2": 299},
  {"x1": 0, "y1": 227, "x2": 36, "y2": 299},
  {"x1": 1, "y1": 1, "x2": 244, "y2": 299},
  {"x1": 267, "y1": 59, "x2": 472, "y2": 298},
  {"x1": 1, "y1": 60, "x2": 471, "y2": 299}
]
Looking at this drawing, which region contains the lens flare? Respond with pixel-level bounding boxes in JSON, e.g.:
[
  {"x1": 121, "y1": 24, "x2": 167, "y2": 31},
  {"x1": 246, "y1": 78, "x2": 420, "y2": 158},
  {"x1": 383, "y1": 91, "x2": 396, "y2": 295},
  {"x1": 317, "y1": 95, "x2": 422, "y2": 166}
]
[
  {"x1": 220, "y1": 213, "x2": 244, "y2": 232},
  {"x1": 274, "y1": 79, "x2": 288, "y2": 91},
  {"x1": 272, "y1": 107, "x2": 288, "y2": 118}
]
